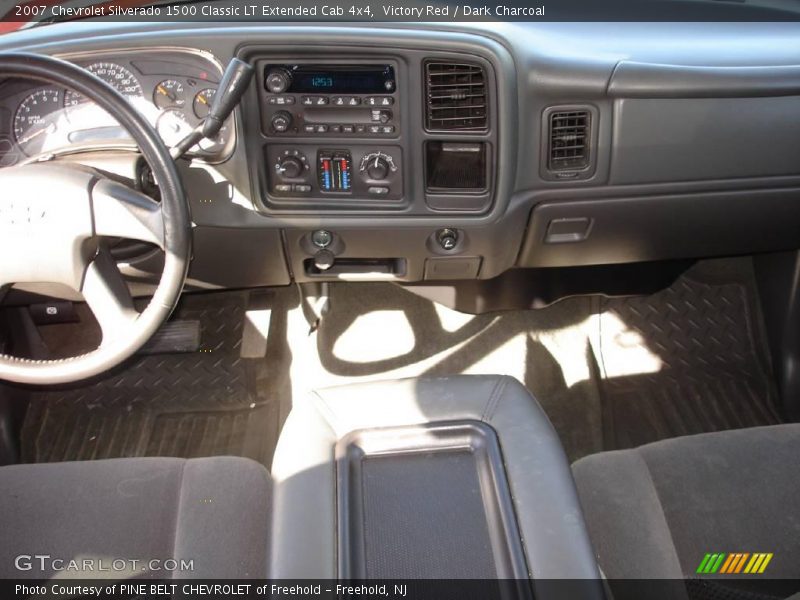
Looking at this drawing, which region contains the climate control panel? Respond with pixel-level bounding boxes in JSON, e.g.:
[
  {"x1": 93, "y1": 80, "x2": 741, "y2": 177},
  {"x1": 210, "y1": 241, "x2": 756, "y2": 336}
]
[{"x1": 266, "y1": 145, "x2": 403, "y2": 202}]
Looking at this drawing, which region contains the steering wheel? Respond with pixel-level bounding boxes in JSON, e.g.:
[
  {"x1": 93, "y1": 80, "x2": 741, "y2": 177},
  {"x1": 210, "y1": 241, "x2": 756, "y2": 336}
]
[{"x1": 0, "y1": 53, "x2": 191, "y2": 385}]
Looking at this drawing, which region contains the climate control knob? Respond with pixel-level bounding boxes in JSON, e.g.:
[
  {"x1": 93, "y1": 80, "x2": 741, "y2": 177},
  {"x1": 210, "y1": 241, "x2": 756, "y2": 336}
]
[
  {"x1": 271, "y1": 111, "x2": 293, "y2": 133},
  {"x1": 367, "y1": 157, "x2": 389, "y2": 180},
  {"x1": 277, "y1": 156, "x2": 303, "y2": 178},
  {"x1": 360, "y1": 152, "x2": 397, "y2": 181}
]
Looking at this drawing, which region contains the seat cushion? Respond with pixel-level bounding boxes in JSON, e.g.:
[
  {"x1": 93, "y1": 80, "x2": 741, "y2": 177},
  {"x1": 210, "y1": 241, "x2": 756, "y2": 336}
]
[
  {"x1": 0, "y1": 456, "x2": 270, "y2": 579},
  {"x1": 572, "y1": 424, "x2": 800, "y2": 582}
]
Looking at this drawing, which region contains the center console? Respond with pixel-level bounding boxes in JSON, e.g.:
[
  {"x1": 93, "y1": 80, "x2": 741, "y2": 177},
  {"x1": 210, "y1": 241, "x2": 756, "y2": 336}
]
[{"x1": 269, "y1": 375, "x2": 606, "y2": 599}]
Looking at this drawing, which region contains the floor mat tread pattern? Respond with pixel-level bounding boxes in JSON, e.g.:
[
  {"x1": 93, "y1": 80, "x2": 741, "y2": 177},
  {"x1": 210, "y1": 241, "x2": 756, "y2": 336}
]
[
  {"x1": 21, "y1": 292, "x2": 280, "y2": 466},
  {"x1": 598, "y1": 267, "x2": 782, "y2": 450}
]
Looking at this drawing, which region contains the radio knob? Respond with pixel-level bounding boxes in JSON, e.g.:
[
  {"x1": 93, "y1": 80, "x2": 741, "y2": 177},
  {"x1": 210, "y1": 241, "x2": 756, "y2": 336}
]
[
  {"x1": 271, "y1": 111, "x2": 293, "y2": 133},
  {"x1": 277, "y1": 156, "x2": 304, "y2": 179},
  {"x1": 266, "y1": 68, "x2": 292, "y2": 94},
  {"x1": 366, "y1": 156, "x2": 390, "y2": 180}
]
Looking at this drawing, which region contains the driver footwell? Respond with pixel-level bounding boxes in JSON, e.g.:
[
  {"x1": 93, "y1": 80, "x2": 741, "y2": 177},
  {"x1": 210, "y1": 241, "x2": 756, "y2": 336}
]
[{"x1": 19, "y1": 291, "x2": 288, "y2": 467}]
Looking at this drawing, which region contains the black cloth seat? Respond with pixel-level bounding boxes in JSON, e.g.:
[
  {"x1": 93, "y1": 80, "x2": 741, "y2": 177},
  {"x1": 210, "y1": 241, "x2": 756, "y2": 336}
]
[
  {"x1": 572, "y1": 424, "x2": 800, "y2": 597},
  {"x1": 0, "y1": 456, "x2": 270, "y2": 579}
]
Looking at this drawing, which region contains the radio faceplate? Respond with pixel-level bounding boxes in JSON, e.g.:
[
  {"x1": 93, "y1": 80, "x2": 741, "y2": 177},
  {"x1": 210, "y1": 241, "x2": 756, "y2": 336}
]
[{"x1": 260, "y1": 63, "x2": 399, "y2": 138}]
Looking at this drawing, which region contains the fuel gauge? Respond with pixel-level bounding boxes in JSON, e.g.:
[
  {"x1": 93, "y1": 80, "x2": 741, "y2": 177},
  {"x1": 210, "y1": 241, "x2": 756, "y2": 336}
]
[
  {"x1": 153, "y1": 80, "x2": 186, "y2": 109},
  {"x1": 193, "y1": 88, "x2": 216, "y2": 119}
]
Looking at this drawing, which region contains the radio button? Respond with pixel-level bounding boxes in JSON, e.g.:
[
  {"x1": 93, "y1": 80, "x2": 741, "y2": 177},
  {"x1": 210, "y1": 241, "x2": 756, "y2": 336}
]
[
  {"x1": 303, "y1": 125, "x2": 315, "y2": 133},
  {"x1": 315, "y1": 124, "x2": 329, "y2": 133},
  {"x1": 330, "y1": 125, "x2": 342, "y2": 133},
  {"x1": 370, "y1": 110, "x2": 391, "y2": 123},
  {"x1": 301, "y1": 96, "x2": 329, "y2": 106},
  {"x1": 365, "y1": 96, "x2": 394, "y2": 106},
  {"x1": 348, "y1": 97, "x2": 361, "y2": 106},
  {"x1": 342, "y1": 125, "x2": 355, "y2": 134},
  {"x1": 332, "y1": 96, "x2": 346, "y2": 106},
  {"x1": 355, "y1": 125, "x2": 367, "y2": 134}
]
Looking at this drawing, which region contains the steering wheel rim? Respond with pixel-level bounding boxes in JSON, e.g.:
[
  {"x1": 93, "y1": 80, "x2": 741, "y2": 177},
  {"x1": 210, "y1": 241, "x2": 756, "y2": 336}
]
[{"x1": 0, "y1": 52, "x2": 191, "y2": 385}]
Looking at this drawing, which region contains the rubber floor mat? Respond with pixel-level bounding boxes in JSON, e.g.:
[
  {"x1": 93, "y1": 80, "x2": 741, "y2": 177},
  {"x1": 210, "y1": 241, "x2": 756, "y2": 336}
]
[
  {"x1": 596, "y1": 260, "x2": 783, "y2": 450},
  {"x1": 20, "y1": 291, "x2": 283, "y2": 467}
]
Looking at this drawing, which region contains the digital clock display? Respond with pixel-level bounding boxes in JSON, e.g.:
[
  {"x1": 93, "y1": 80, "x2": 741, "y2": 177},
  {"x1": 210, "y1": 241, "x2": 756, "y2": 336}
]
[
  {"x1": 311, "y1": 76, "x2": 334, "y2": 88},
  {"x1": 266, "y1": 65, "x2": 395, "y2": 94}
]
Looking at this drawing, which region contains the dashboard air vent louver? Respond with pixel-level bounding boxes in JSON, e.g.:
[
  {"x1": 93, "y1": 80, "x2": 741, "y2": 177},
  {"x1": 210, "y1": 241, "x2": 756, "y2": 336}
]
[
  {"x1": 425, "y1": 61, "x2": 487, "y2": 131},
  {"x1": 548, "y1": 110, "x2": 591, "y2": 171}
]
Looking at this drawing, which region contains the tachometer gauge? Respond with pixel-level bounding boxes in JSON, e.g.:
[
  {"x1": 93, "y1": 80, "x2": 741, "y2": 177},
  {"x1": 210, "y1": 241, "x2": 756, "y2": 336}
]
[
  {"x1": 64, "y1": 62, "x2": 143, "y2": 108},
  {"x1": 192, "y1": 88, "x2": 216, "y2": 119},
  {"x1": 153, "y1": 79, "x2": 185, "y2": 109},
  {"x1": 156, "y1": 109, "x2": 194, "y2": 147},
  {"x1": 13, "y1": 88, "x2": 63, "y2": 156}
]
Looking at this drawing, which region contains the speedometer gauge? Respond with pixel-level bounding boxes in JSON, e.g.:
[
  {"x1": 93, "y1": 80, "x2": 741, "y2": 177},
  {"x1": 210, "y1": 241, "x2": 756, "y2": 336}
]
[
  {"x1": 64, "y1": 62, "x2": 143, "y2": 107},
  {"x1": 13, "y1": 88, "x2": 63, "y2": 156}
]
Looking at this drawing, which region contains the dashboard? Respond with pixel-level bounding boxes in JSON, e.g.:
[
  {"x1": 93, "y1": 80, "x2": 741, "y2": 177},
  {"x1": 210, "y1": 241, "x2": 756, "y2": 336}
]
[
  {"x1": 0, "y1": 49, "x2": 233, "y2": 166},
  {"x1": 0, "y1": 22, "x2": 799, "y2": 297}
]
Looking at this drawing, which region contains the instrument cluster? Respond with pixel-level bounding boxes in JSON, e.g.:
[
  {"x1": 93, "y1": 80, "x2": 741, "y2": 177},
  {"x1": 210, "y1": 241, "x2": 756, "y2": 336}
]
[{"x1": 0, "y1": 52, "x2": 233, "y2": 167}]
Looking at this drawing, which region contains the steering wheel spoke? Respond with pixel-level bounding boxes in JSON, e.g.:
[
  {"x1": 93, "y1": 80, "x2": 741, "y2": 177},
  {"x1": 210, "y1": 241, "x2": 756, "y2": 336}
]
[
  {"x1": 92, "y1": 179, "x2": 165, "y2": 249},
  {"x1": 81, "y1": 246, "x2": 140, "y2": 347}
]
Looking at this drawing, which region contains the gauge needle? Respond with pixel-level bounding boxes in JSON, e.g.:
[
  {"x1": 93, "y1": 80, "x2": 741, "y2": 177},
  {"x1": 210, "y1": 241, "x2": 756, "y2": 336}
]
[
  {"x1": 157, "y1": 86, "x2": 175, "y2": 101},
  {"x1": 197, "y1": 94, "x2": 208, "y2": 105},
  {"x1": 18, "y1": 122, "x2": 56, "y2": 146}
]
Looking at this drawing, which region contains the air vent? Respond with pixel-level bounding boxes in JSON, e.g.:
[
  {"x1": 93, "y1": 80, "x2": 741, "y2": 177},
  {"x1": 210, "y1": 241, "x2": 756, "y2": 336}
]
[
  {"x1": 548, "y1": 110, "x2": 591, "y2": 172},
  {"x1": 425, "y1": 61, "x2": 487, "y2": 131}
]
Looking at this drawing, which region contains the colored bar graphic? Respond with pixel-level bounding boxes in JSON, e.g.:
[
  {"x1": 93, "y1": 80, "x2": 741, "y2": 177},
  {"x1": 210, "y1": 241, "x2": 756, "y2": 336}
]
[
  {"x1": 758, "y1": 554, "x2": 773, "y2": 574},
  {"x1": 719, "y1": 554, "x2": 735, "y2": 574},
  {"x1": 734, "y1": 553, "x2": 749, "y2": 573},
  {"x1": 697, "y1": 554, "x2": 713, "y2": 574},
  {"x1": 698, "y1": 552, "x2": 774, "y2": 575},
  {"x1": 710, "y1": 554, "x2": 725, "y2": 573}
]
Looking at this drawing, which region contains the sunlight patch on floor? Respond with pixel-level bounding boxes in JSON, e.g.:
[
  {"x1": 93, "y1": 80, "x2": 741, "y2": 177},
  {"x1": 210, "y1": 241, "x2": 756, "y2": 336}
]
[
  {"x1": 433, "y1": 301, "x2": 476, "y2": 333},
  {"x1": 536, "y1": 324, "x2": 594, "y2": 388},
  {"x1": 591, "y1": 311, "x2": 663, "y2": 379},
  {"x1": 332, "y1": 310, "x2": 416, "y2": 362}
]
